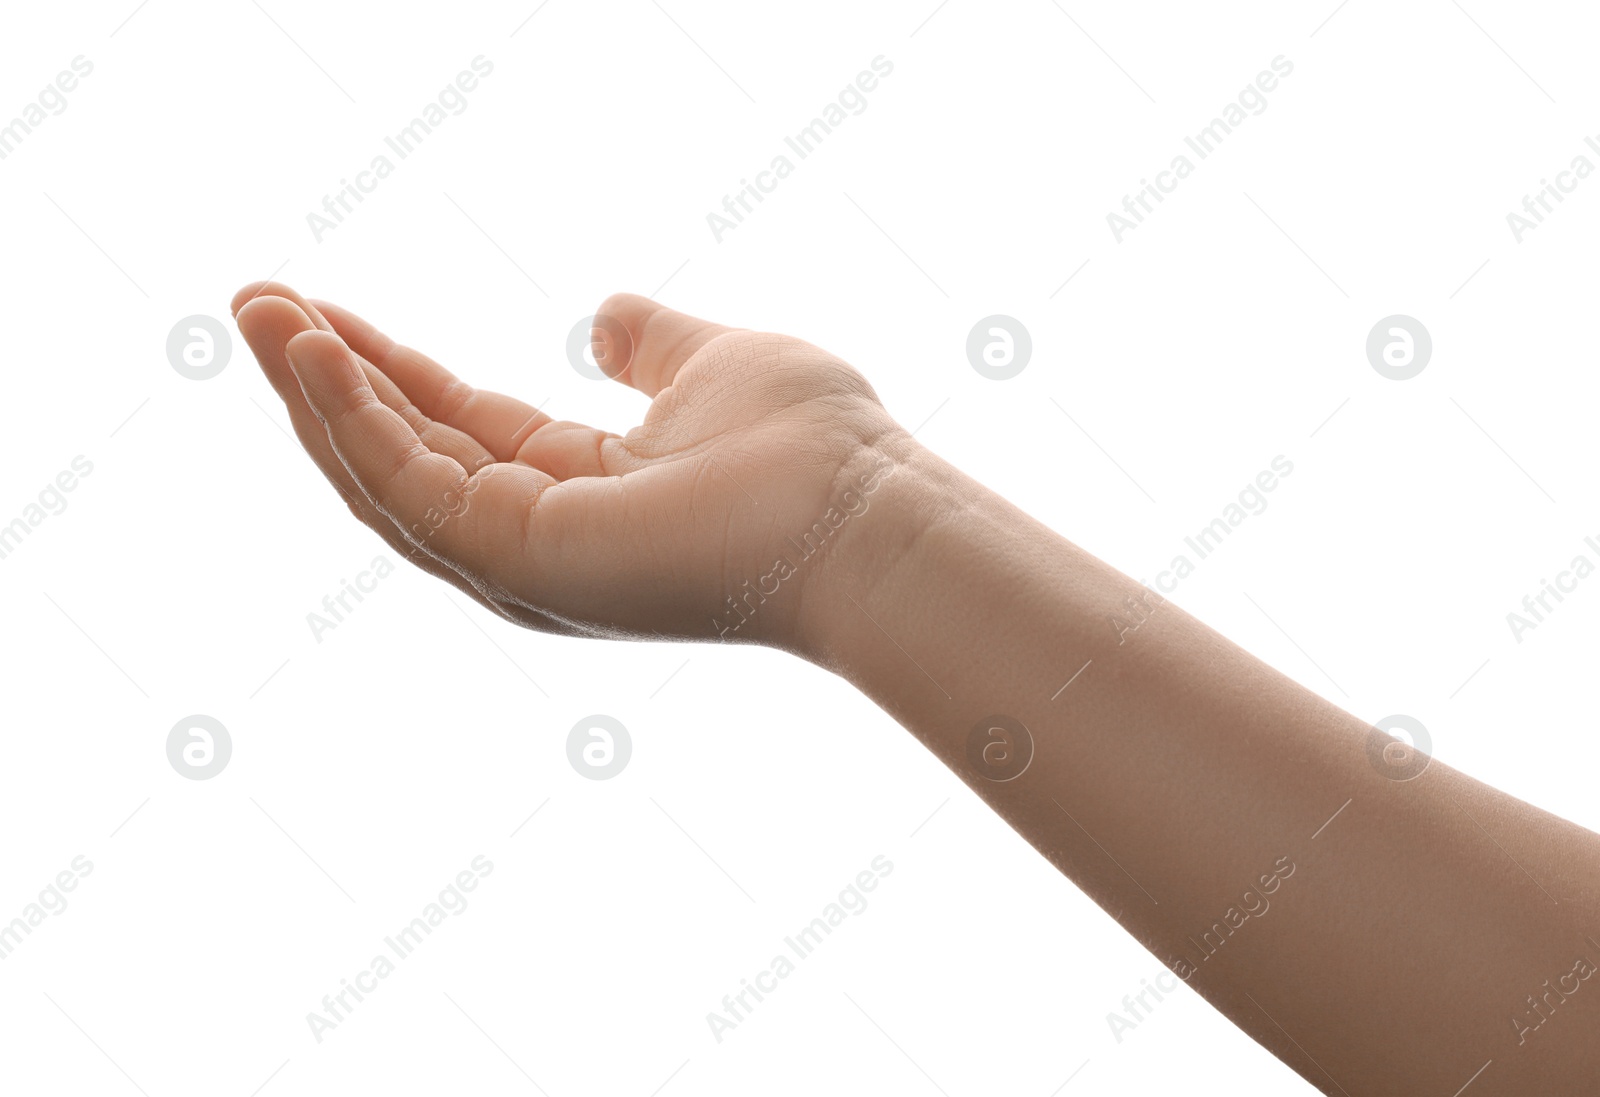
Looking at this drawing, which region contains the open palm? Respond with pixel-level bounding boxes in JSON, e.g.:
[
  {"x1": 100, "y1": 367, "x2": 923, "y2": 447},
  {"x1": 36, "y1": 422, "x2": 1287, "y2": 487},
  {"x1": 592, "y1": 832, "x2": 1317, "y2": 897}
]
[{"x1": 233, "y1": 282, "x2": 905, "y2": 649}]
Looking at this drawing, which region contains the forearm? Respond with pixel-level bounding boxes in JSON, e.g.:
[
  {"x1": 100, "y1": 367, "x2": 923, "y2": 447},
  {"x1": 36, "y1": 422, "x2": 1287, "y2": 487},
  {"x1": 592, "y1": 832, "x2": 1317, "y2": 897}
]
[
  {"x1": 798, "y1": 436, "x2": 1600, "y2": 1093},
  {"x1": 246, "y1": 275, "x2": 1597, "y2": 1088}
]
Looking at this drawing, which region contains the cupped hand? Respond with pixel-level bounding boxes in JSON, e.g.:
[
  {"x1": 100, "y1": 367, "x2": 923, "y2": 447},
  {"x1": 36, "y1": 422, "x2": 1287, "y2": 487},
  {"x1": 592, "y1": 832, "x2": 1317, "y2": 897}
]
[{"x1": 232, "y1": 283, "x2": 909, "y2": 650}]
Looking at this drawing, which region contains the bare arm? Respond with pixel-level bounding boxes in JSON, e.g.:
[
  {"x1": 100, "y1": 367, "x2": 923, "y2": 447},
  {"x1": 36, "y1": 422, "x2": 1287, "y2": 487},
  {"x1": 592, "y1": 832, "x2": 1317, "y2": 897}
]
[
  {"x1": 237, "y1": 282, "x2": 1600, "y2": 1092},
  {"x1": 799, "y1": 439, "x2": 1600, "y2": 1093}
]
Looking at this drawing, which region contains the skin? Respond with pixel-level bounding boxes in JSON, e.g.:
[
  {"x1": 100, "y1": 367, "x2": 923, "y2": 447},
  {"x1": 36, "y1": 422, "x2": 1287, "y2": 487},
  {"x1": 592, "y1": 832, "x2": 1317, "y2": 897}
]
[{"x1": 236, "y1": 282, "x2": 1600, "y2": 1093}]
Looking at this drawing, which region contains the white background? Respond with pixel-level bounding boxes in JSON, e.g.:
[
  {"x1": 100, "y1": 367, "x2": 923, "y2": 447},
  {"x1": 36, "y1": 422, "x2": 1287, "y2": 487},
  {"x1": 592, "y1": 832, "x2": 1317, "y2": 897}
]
[{"x1": 1, "y1": 1, "x2": 1596, "y2": 1093}]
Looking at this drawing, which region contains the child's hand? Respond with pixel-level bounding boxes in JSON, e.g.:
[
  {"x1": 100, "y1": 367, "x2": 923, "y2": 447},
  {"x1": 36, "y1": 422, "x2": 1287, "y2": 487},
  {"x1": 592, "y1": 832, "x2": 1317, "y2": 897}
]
[{"x1": 232, "y1": 282, "x2": 910, "y2": 650}]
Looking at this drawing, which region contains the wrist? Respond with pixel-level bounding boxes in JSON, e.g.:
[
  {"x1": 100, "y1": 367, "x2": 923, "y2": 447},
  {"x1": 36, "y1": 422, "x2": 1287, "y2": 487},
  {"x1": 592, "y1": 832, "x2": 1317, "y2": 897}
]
[{"x1": 789, "y1": 430, "x2": 976, "y2": 668}]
